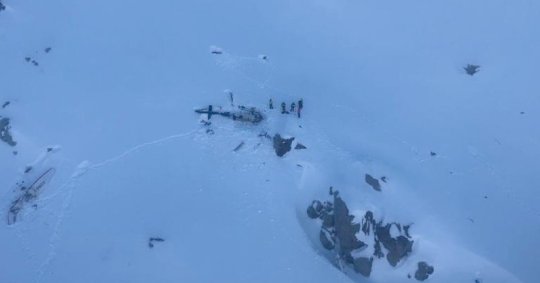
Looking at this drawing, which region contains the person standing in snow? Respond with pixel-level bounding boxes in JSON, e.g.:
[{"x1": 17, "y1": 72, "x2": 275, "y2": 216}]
[
  {"x1": 281, "y1": 102, "x2": 288, "y2": 114},
  {"x1": 297, "y1": 99, "x2": 303, "y2": 118},
  {"x1": 290, "y1": 102, "x2": 296, "y2": 113},
  {"x1": 269, "y1": 99, "x2": 274, "y2": 109}
]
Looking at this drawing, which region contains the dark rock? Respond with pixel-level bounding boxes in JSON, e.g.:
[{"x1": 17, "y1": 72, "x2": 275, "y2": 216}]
[
  {"x1": 365, "y1": 174, "x2": 381, "y2": 191},
  {"x1": 353, "y1": 257, "x2": 373, "y2": 277},
  {"x1": 320, "y1": 228, "x2": 335, "y2": 250},
  {"x1": 375, "y1": 223, "x2": 413, "y2": 266},
  {"x1": 414, "y1": 261, "x2": 434, "y2": 281},
  {"x1": 321, "y1": 212, "x2": 334, "y2": 228},
  {"x1": 2, "y1": 101, "x2": 10, "y2": 108},
  {"x1": 430, "y1": 151, "x2": 437, "y2": 156},
  {"x1": 273, "y1": 134, "x2": 294, "y2": 157},
  {"x1": 520, "y1": 111, "x2": 525, "y2": 115},
  {"x1": 295, "y1": 143, "x2": 307, "y2": 150},
  {"x1": 0, "y1": 1, "x2": 5, "y2": 11},
  {"x1": 32, "y1": 60, "x2": 39, "y2": 66},
  {"x1": 24, "y1": 166, "x2": 32, "y2": 173},
  {"x1": 464, "y1": 64, "x2": 480, "y2": 76},
  {"x1": 307, "y1": 200, "x2": 323, "y2": 219},
  {"x1": 333, "y1": 195, "x2": 366, "y2": 257},
  {"x1": 381, "y1": 176, "x2": 387, "y2": 183},
  {"x1": 44, "y1": 47, "x2": 52, "y2": 53},
  {"x1": 0, "y1": 117, "x2": 17, "y2": 146}
]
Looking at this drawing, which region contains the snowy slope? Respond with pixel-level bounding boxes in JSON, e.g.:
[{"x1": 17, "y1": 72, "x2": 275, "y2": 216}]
[{"x1": 1, "y1": 0, "x2": 539, "y2": 282}]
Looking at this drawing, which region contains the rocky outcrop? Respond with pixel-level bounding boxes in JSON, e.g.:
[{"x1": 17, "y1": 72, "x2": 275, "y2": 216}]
[
  {"x1": 307, "y1": 189, "x2": 415, "y2": 278},
  {"x1": 414, "y1": 261, "x2": 434, "y2": 281},
  {"x1": 365, "y1": 174, "x2": 381, "y2": 191},
  {"x1": 0, "y1": 117, "x2": 17, "y2": 146},
  {"x1": 273, "y1": 134, "x2": 294, "y2": 157}
]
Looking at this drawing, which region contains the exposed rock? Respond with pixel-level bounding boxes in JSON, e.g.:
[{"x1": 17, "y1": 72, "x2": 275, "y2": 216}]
[
  {"x1": 381, "y1": 176, "x2": 387, "y2": 183},
  {"x1": 307, "y1": 190, "x2": 415, "y2": 279},
  {"x1": 320, "y1": 228, "x2": 335, "y2": 250},
  {"x1": 295, "y1": 143, "x2": 307, "y2": 150},
  {"x1": 307, "y1": 200, "x2": 323, "y2": 219},
  {"x1": 376, "y1": 223, "x2": 414, "y2": 266},
  {"x1": 2, "y1": 101, "x2": 10, "y2": 108},
  {"x1": 273, "y1": 134, "x2": 294, "y2": 157},
  {"x1": 0, "y1": 2, "x2": 5, "y2": 12},
  {"x1": 44, "y1": 47, "x2": 52, "y2": 53},
  {"x1": 414, "y1": 261, "x2": 434, "y2": 281},
  {"x1": 333, "y1": 195, "x2": 365, "y2": 257},
  {"x1": 365, "y1": 174, "x2": 381, "y2": 191},
  {"x1": 353, "y1": 257, "x2": 373, "y2": 277},
  {"x1": 0, "y1": 117, "x2": 17, "y2": 146},
  {"x1": 464, "y1": 64, "x2": 480, "y2": 76},
  {"x1": 430, "y1": 151, "x2": 437, "y2": 156}
]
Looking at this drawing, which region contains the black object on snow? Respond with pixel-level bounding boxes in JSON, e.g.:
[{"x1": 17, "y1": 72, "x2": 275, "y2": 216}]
[
  {"x1": 294, "y1": 143, "x2": 307, "y2": 150},
  {"x1": 233, "y1": 141, "x2": 245, "y2": 152},
  {"x1": 0, "y1": 2, "x2": 5, "y2": 11},
  {"x1": 2, "y1": 101, "x2": 10, "y2": 108},
  {"x1": 44, "y1": 47, "x2": 52, "y2": 53},
  {"x1": 273, "y1": 134, "x2": 294, "y2": 157},
  {"x1": 0, "y1": 118, "x2": 17, "y2": 146},
  {"x1": 464, "y1": 64, "x2": 480, "y2": 76},
  {"x1": 430, "y1": 151, "x2": 437, "y2": 156},
  {"x1": 195, "y1": 105, "x2": 264, "y2": 124},
  {"x1": 148, "y1": 237, "x2": 165, "y2": 248},
  {"x1": 414, "y1": 261, "x2": 434, "y2": 281},
  {"x1": 365, "y1": 174, "x2": 381, "y2": 191}
]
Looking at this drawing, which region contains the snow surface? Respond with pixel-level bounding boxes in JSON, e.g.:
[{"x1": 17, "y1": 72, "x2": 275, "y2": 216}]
[{"x1": 1, "y1": 0, "x2": 539, "y2": 282}]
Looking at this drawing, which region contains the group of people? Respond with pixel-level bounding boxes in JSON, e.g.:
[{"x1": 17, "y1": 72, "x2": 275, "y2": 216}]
[{"x1": 268, "y1": 98, "x2": 304, "y2": 118}]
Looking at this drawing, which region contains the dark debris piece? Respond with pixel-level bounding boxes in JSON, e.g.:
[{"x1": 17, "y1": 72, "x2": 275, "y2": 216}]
[
  {"x1": 365, "y1": 174, "x2": 381, "y2": 192},
  {"x1": 464, "y1": 64, "x2": 480, "y2": 76},
  {"x1": 44, "y1": 47, "x2": 52, "y2": 53},
  {"x1": 0, "y1": 1, "x2": 5, "y2": 11},
  {"x1": 414, "y1": 261, "x2": 434, "y2": 281},
  {"x1": 430, "y1": 151, "x2": 437, "y2": 157},
  {"x1": 381, "y1": 176, "x2": 387, "y2": 183},
  {"x1": 2, "y1": 101, "x2": 10, "y2": 108},
  {"x1": 25, "y1": 57, "x2": 31, "y2": 62},
  {"x1": 148, "y1": 237, "x2": 165, "y2": 248},
  {"x1": 233, "y1": 141, "x2": 245, "y2": 152}
]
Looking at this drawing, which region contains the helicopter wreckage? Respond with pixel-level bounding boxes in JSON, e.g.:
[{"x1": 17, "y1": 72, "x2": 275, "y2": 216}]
[{"x1": 195, "y1": 105, "x2": 264, "y2": 124}]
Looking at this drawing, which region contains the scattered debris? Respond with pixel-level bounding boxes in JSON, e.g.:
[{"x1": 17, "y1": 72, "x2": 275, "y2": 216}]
[
  {"x1": 24, "y1": 166, "x2": 32, "y2": 173},
  {"x1": 294, "y1": 143, "x2": 307, "y2": 150},
  {"x1": 258, "y1": 131, "x2": 271, "y2": 139},
  {"x1": 8, "y1": 168, "x2": 56, "y2": 225},
  {"x1": 24, "y1": 57, "x2": 31, "y2": 62},
  {"x1": 0, "y1": 117, "x2": 17, "y2": 146},
  {"x1": 206, "y1": 129, "x2": 214, "y2": 135},
  {"x1": 44, "y1": 47, "x2": 52, "y2": 53},
  {"x1": 414, "y1": 261, "x2": 434, "y2": 281},
  {"x1": 2, "y1": 101, "x2": 10, "y2": 108},
  {"x1": 233, "y1": 141, "x2": 245, "y2": 152},
  {"x1": 272, "y1": 134, "x2": 294, "y2": 157},
  {"x1": 464, "y1": 64, "x2": 480, "y2": 76},
  {"x1": 31, "y1": 60, "x2": 39, "y2": 66},
  {"x1": 148, "y1": 237, "x2": 165, "y2": 248},
  {"x1": 365, "y1": 174, "x2": 381, "y2": 192},
  {"x1": 430, "y1": 151, "x2": 437, "y2": 157},
  {"x1": 381, "y1": 176, "x2": 387, "y2": 183}
]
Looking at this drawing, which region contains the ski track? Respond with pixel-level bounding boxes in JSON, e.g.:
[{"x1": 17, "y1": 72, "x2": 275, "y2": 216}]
[{"x1": 33, "y1": 129, "x2": 198, "y2": 283}]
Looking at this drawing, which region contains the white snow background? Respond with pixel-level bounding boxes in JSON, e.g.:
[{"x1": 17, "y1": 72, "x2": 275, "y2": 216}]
[{"x1": 0, "y1": 0, "x2": 539, "y2": 282}]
